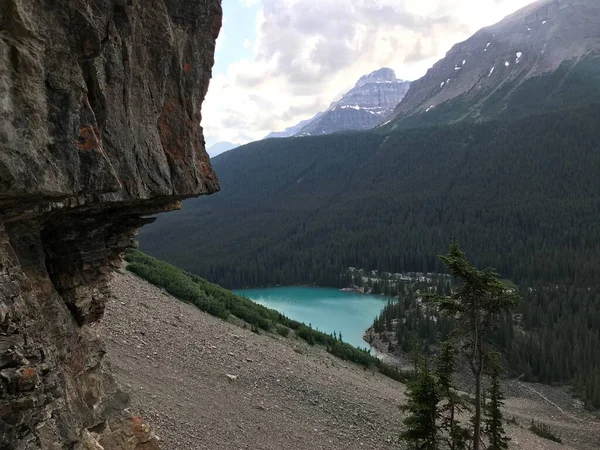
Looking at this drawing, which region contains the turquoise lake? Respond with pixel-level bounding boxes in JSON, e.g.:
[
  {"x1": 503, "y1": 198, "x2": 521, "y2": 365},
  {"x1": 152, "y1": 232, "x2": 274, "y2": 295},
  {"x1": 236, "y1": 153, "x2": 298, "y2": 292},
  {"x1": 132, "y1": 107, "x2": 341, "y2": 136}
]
[{"x1": 232, "y1": 286, "x2": 389, "y2": 350}]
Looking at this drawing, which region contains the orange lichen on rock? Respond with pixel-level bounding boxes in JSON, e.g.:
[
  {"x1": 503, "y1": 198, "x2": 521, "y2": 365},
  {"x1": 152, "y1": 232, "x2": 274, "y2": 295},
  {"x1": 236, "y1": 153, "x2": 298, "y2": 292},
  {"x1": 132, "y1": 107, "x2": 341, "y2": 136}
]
[
  {"x1": 77, "y1": 125, "x2": 101, "y2": 150},
  {"x1": 183, "y1": 63, "x2": 193, "y2": 73},
  {"x1": 21, "y1": 367, "x2": 36, "y2": 379},
  {"x1": 162, "y1": 102, "x2": 174, "y2": 113},
  {"x1": 159, "y1": 99, "x2": 196, "y2": 163},
  {"x1": 131, "y1": 416, "x2": 152, "y2": 440}
]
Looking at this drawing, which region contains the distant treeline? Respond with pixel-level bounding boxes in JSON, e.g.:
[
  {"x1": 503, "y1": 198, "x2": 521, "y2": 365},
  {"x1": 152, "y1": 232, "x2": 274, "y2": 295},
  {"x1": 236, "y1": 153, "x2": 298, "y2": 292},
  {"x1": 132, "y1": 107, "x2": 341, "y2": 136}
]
[{"x1": 141, "y1": 103, "x2": 600, "y2": 290}]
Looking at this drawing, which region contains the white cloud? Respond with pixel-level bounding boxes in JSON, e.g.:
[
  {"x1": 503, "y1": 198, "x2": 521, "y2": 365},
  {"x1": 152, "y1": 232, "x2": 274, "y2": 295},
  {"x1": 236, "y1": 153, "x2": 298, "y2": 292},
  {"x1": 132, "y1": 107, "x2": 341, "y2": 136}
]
[
  {"x1": 215, "y1": 31, "x2": 225, "y2": 52},
  {"x1": 203, "y1": 0, "x2": 536, "y2": 146}
]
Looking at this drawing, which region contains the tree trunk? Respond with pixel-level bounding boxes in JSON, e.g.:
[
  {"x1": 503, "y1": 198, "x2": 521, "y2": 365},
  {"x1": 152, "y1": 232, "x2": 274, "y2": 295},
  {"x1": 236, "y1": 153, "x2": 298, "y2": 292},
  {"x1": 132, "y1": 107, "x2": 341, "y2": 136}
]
[
  {"x1": 450, "y1": 404, "x2": 456, "y2": 450},
  {"x1": 473, "y1": 357, "x2": 484, "y2": 450},
  {"x1": 431, "y1": 408, "x2": 438, "y2": 450},
  {"x1": 472, "y1": 302, "x2": 483, "y2": 450},
  {"x1": 473, "y1": 371, "x2": 481, "y2": 450}
]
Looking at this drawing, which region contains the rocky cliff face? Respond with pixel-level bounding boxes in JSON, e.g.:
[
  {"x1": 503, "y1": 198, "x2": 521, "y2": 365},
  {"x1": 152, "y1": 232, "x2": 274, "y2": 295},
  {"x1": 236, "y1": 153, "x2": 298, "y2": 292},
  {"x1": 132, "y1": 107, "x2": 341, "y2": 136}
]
[
  {"x1": 387, "y1": 0, "x2": 600, "y2": 126},
  {"x1": 0, "y1": 0, "x2": 221, "y2": 448}
]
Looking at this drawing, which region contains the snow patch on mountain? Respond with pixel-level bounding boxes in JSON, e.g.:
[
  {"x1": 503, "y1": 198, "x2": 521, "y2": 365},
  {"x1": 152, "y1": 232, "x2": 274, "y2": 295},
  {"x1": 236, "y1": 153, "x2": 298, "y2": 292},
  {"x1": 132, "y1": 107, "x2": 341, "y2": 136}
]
[{"x1": 268, "y1": 68, "x2": 411, "y2": 137}]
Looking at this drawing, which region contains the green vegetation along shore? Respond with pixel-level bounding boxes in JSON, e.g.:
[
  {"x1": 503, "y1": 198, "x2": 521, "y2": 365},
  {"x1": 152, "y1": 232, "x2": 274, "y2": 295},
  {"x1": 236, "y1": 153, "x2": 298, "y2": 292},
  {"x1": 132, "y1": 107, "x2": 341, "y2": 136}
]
[{"x1": 125, "y1": 249, "x2": 411, "y2": 383}]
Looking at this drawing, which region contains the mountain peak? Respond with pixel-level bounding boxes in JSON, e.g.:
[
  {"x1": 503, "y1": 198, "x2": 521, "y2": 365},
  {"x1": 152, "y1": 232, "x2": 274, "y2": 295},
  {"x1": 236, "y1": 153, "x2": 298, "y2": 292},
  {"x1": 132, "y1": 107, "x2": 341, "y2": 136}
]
[
  {"x1": 266, "y1": 68, "x2": 410, "y2": 138},
  {"x1": 385, "y1": 0, "x2": 600, "y2": 128},
  {"x1": 207, "y1": 141, "x2": 239, "y2": 158},
  {"x1": 355, "y1": 67, "x2": 398, "y2": 87}
]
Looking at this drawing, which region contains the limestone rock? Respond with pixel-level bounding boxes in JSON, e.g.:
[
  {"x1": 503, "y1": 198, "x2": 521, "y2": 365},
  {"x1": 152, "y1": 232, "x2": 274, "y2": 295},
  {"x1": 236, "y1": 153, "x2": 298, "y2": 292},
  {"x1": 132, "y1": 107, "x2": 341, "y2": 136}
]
[{"x1": 0, "y1": 0, "x2": 221, "y2": 448}]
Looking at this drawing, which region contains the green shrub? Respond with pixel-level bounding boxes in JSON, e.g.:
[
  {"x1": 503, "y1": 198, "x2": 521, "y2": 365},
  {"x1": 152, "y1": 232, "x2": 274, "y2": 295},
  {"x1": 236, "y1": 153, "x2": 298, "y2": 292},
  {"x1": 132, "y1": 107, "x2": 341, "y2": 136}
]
[
  {"x1": 276, "y1": 324, "x2": 290, "y2": 337},
  {"x1": 529, "y1": 419, "x2": 563, "y2": 444},
  {"x1": 296, "y1": 325, "x2": 316, "y2": 345}
]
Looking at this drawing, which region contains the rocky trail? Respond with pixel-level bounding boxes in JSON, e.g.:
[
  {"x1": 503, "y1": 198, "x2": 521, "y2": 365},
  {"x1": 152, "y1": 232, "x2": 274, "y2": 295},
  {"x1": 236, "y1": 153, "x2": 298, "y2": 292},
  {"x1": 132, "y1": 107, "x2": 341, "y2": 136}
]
[{"x1": 101, "y1": 270, "x2": 599, "y2": 450}]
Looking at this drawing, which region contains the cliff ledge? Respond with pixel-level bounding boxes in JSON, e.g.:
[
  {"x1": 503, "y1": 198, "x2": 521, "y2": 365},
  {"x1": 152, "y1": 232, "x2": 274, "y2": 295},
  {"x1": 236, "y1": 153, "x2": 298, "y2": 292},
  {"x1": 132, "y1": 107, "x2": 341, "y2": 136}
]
[{"x1": 0, "y1": 0, "x2": 221, "y2": 447}]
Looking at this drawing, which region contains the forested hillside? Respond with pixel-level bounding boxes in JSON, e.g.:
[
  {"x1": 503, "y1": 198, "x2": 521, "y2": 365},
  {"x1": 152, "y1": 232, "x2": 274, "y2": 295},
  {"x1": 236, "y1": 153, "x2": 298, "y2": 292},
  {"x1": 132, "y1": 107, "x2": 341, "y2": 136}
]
[
  {"x1": 372, "y1": 276, "x2": 600, "y2": 408},
  {"x1": 139, "y1": 59, "x2": 600, "y2": 409},
  {"x1": 385, "y1": 56, "x2": 600, "y2": 131},
  {"x1": 141, "y1": 102, "x2": 600, "y2": 289}
]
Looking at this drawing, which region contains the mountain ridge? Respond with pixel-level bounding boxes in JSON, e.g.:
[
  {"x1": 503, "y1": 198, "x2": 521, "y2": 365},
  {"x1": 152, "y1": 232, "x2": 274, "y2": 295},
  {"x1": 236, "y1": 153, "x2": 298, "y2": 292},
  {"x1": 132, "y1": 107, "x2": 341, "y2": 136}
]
[
  {"x1": 208, "y1": 141, "x2": 239, "y2": 157},
  {"x1": 385, "y1": 0, "x2": 600, "y2": 129},
  {"x1": 265, "y1": 112, "x2": 324, "y2": 139}
]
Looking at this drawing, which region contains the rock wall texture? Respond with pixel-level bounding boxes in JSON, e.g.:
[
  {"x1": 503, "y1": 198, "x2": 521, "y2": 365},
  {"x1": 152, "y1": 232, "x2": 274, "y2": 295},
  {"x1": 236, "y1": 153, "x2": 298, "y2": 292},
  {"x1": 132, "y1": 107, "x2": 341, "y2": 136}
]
[{"x1": 0, "y1": 0, "x2": 221, "y2": 448}]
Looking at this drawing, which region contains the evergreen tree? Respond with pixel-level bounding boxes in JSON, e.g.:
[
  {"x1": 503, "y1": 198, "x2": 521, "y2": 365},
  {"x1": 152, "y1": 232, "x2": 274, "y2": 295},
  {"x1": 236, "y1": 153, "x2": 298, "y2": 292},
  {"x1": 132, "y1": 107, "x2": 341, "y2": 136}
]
[
  {"x1": 484, "y1": 354, "x2": 510, "y2": 450},
  {"x1": 410, "y1": 333, "x2": 424, "y2": 373},
  {"x1": 373, "y1": 281, "x2": 381, "y2": 294},
  {"x1": 400, "y1": 362, "x2": 440, "y2": 450},
  {"x1": 434, "y1": 242, "x2": 521, "y2": 450},
  {"x1": 436, "y1": 340, "x2": 470, "y2": 450}
]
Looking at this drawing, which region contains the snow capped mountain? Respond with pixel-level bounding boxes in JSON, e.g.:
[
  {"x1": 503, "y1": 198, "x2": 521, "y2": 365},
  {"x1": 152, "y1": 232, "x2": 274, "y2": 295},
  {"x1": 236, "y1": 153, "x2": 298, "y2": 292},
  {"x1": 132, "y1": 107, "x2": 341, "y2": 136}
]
[
  {"x1": 385, "y1": 0, "x2": 600, "y2": 128},
  {"x1": 354, "y1": 67, "x2": 399, "y2": 87},
  {"x1": 264, "y1": 112, "x2": 324, "y2": 139},
  {"x1": 299, "y1": 68, "x2": 410, "y2": 136},
  {"x1": 267, "y1": 68, "x2": 410, "y2": 138},
  {"x1": 207, "y1": 141, "x2": 239, "y2": 157}
]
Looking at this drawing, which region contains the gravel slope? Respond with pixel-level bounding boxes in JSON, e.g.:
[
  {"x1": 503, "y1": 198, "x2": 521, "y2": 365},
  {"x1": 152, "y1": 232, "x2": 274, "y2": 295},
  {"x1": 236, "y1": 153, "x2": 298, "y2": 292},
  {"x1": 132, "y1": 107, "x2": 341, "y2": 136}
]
[{"x1": 100, "y1": 270, "x2": 599, "y2": 450}]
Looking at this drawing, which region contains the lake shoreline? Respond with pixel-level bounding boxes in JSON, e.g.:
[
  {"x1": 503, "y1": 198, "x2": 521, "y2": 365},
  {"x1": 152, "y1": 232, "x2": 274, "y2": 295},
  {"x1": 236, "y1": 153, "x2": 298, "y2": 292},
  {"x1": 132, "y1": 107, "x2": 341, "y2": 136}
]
[
  {"x1": 363, "y1": 327, "x2": 412, "y2": 370},
  {"x1": 234, "y1": 286, "x2": 390, "y2": 350},
  {"x1": 238, "y1": 284, "x2": 393, "y2": 299}
]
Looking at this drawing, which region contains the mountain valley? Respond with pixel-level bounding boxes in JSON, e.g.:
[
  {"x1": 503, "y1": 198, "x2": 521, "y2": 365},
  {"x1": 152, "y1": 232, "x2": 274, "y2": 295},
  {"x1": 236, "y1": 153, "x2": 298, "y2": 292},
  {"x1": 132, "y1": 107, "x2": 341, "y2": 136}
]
[
  {"x1": 140, "y1": 0, "x2": 600, "y2": 412},
  {"x1": 104, "y1": 268, "x2": 600, "y2": 450},
  {"x1": 3, "y1": 0, "x2": 600, "y2": 448}
]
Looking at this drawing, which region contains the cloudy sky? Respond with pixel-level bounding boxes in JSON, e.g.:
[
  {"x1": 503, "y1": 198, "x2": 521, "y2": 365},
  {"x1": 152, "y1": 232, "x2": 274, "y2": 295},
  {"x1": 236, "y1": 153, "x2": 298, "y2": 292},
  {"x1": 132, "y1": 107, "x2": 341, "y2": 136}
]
[{"x1": 203, "y1": 0, "x2": 536, "y2": 147}]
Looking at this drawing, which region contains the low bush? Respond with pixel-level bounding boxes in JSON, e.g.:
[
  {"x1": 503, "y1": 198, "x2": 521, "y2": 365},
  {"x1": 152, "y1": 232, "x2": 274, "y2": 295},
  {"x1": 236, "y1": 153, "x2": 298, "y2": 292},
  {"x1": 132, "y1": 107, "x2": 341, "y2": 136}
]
[
  {"x1": 276, "y1": 324, "x2": 290, "y2": 337},
  {"x1": 529, "y1": 419, "x2": 563, "y2": 443}
]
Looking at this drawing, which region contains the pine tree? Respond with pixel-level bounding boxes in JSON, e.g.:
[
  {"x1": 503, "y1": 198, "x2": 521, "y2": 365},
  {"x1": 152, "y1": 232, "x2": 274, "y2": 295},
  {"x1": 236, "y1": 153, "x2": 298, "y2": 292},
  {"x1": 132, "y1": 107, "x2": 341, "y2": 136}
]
[
  {"x1": 410, "y1": 333, "x2": 423, "y2": 374},
  {"x1": 484, "y1": 354, "x2": 510, "y2": 450},
  {"x1": 434, "y1": 241, "x2": 521, "y2": 450},
  {"x1": 373, "y1": 281, "x2": 381, "y2": 294},
  {"x1": 400, "y1": 362, "x2": 440, "y2": 450},
  {"x1": 436, "y1": 340, "x2": 470, "y2": 450}
]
